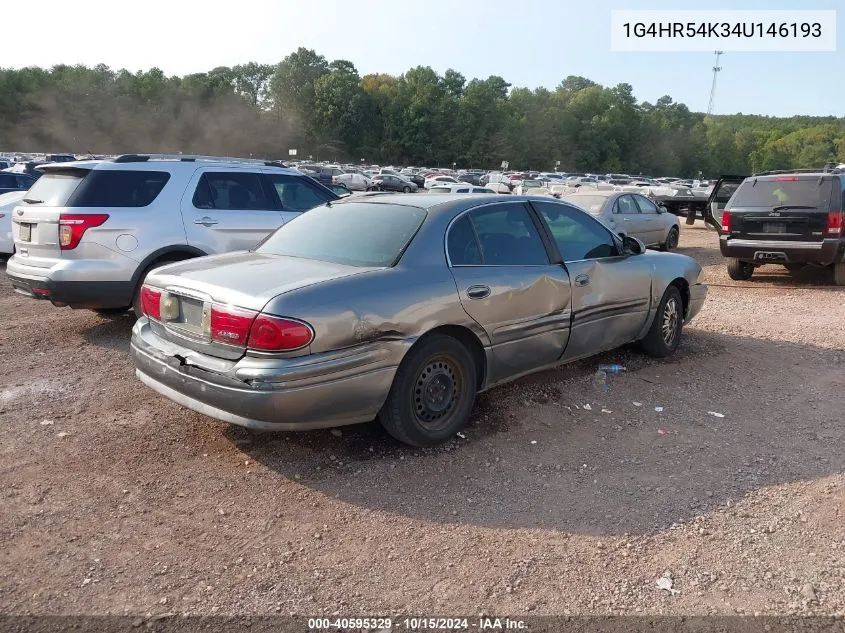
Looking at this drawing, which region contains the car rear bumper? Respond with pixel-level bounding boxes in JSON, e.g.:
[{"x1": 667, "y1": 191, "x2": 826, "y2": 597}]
[
  {"x1": 720, "y1": 237, "x2": 843, "y2": 265},
  {"x1": 131, "y1": 319, "x2": 403, "y2": 431},
  {"x1": 686, "y1": 283, "x2": 707, "y2": 322}
]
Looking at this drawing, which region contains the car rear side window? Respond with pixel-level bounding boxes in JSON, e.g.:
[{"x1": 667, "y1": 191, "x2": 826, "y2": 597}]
[
  {"x1": 256, "y1": 202, "x2": 425, "y2": 267},
  {"x1": 447, "y1": 216, "x2": 482, "y2": 265},
  {"x1": 193, "y1": 172, "x2": 271, "y2": 210},
  {"x1": 731, "y1": 178, "x2": 834, "y2": 209},
  {"x1": 63, "y1": 170, "x2": 170, "y2": 207},
  {"x1": 466, "y1": 204, "x2": 549, "y2": 266}
]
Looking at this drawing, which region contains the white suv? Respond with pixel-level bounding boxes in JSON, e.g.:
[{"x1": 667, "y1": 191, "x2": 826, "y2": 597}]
[{"x1": 5, "y1": 154, "x2": 339, "y2": 313}]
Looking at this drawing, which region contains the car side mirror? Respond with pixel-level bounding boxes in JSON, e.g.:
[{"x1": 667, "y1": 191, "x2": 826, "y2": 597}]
[{"x1": 621, "y1": 235, "x2": 645, "y2": 255}]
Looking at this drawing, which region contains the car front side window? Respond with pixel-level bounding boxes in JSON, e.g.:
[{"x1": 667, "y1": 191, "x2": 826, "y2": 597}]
[
  {"x1": 265, "y1": 173, "x2": 331, "y2": 213},
  {"x1": 532, "y1": 201, "x2": 619, "y2": 262}
]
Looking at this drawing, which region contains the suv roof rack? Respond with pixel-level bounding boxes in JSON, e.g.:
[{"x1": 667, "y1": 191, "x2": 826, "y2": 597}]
[
  {"x1": 752, "y1": 163, "x2": 843, "y2": 177},
  {"x1": 113, "y1": 154, "x2": 287, "y2": 168}
]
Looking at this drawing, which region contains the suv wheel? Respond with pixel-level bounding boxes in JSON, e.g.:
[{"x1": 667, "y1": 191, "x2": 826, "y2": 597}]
[
  {"x1": 727, "y1": 258, "x2": 754, "y2": 281},
  {"x1": 834, "y1": 262, "x2": 845, "y2": 286}
]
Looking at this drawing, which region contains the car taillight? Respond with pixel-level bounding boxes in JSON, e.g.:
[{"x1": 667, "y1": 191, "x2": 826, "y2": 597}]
[
  {"x1": 140, "y1": 286, "x2": 162, "y2": 320},
  {"x1": 59, "y1": 213, "x2": 109, "y2": 250},
  {"x1": 775, "y1": 176, "x2": 799, "y2": 181},
  {"x1": 248, "y1": 315, "x2": 314, "y2": 351},
  {"x1": 827, "y1": 211, "x2": 844, "y2": 236},
  {"x1": 209, "y1": 305, "x2": 257, "y2": 346},
  {"x1": 721, "y1": 210, "x2": 732, "y2": 234}
]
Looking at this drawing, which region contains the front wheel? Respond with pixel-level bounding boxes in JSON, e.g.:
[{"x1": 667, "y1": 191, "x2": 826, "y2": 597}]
[
  {"x1": 660, "y1": 227, "x2": 679, "y2": 251},
  {"x1": 640, "y1": 285, "x2": 684, "y2": 358},
  {"x1": 727, "y1": 258, "x2": 754, "y2": 281},
  {"x1": 402, "y1": 186, "x2": 411, "y2": 193},
  {"x1": 378, "y1": 334, "x2": 477, "y2": 447}
]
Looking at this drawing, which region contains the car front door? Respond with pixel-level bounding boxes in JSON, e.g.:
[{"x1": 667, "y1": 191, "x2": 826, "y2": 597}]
[
  {"x1": 530, "y1": 200, "x2": 653, "y2": 361},
  {"x1": 632, "y1": 194, "x2": 664, "y2": 245},
  {"x1": 446, "y1": 201, "x2": 572, "y2": 384},
  {"x1": 180, "y1": 169, "x2": 286, "y2": 254},
  {"x1": 264, "y1": 171, "x2": 335, "y2": 221}
]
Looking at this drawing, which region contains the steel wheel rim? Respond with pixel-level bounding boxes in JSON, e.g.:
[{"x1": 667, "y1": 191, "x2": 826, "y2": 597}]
[
  {"x1": 412, "y1": 354, "x2": 463, "y2": 431},
  {"x1": 662, "y1": 297, "x2": 680, "y2": 345}
]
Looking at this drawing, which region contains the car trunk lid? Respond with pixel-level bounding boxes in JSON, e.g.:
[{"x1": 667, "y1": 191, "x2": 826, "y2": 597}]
[{"x1": 144, "y1": 252, "x2": 380, "y2": 360}]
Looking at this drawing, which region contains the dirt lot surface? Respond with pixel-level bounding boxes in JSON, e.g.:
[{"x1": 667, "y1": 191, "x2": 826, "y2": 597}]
[{"x1": 1, "y1": 221, "x2": 843, "y2": 619}]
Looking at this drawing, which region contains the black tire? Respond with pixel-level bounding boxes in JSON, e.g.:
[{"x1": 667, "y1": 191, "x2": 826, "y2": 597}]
[
  {"x1": 402, "y1": 186, "x2": 411, "y2": 193},
  {"x1": 378, "y1": 334, "x2": 477, "y2": 447},
  {"x1": 640, "y1": 285, "x2": 684, "y2": 358},
  {"x1": 727, "y1": 258, "x2": 754, "y2": 281},
  {"x1": 660, "y1": 227, "x2": 679, "y2": 251},
  {"x1": 131, "y1": 258, "x2": 183, "y2": 316},
  {"x1": 834, "y1": 262, "x2": 845, "y2": 286}
]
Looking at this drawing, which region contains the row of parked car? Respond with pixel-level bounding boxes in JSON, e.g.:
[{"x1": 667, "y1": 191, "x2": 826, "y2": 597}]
[{"x1": 1, "y1": 152, "x2": 714, "y2": 447}]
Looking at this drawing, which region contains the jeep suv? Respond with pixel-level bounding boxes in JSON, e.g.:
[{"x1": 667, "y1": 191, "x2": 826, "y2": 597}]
[
  {"x1": 5, "y1": 154, "x2": 340, "y2": 313},
  {"x1": 706, "y1": 166, "x2": 845, "y2": 285}
]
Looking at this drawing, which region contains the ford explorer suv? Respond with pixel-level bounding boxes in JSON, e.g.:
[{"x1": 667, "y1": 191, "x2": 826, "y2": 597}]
[
  {"x1": 5, "y1": 154, "x2": 340, "y2": 313},
  {"x1": 706, "y1": 166, "x2": 845, "y2": 285}
]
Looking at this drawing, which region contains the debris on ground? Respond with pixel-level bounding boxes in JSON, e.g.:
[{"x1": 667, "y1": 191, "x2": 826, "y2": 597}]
[
  {"x1": 593, "y1": 370, "x2": 609, "y2": 392},
  {"x1": 654, "y1": 406, "x2": 664, "y2": 412},
  {"x1": 656, "y1": 576, "x2": 679, "y2": 595},
  {"x1": 707, "y1": 411, "x2": 725, "y2": 418},
  {"x1": 456, "y1": 432, "x2": 466, "y2": 439},
  {"x1": 633, "y1": 402, "x2": 643, "y2": 407},
  {"x1": 583, "y1": 404, "x2": 592, "y2": 410}
]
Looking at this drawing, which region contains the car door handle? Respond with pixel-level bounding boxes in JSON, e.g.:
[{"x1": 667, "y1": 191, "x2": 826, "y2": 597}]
[
  {"x1": 574, "y1": 274, "x2": 590, "y2": 287},
  {"x1": 623, "y1": 218, "x2": 631, "y2": 221},
  {"x1": 466, "y1": 285, "x2": 491, "y2": 300},
  {"x1": 194, "y1": 217, "x2": 218, "y2": 226}
]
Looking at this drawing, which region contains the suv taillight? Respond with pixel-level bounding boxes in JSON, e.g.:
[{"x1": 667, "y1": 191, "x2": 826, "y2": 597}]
[
  {"x1": 721, "y1": 210, "x2": 732, "y2": 234},
  {"x1": 207, "y1": 305, "x2": 314, "y2": 351},
  {"x1": 59, "y1": 213, "x2": 109, "y2": 250},
  {"x1": 827, "y1": 211, "x2": 844, "y2": 236}
]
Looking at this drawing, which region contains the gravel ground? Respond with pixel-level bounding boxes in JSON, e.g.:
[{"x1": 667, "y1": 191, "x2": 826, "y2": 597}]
[{"x1": 0, "y1": 221, "x2": 843, "y2": 619}]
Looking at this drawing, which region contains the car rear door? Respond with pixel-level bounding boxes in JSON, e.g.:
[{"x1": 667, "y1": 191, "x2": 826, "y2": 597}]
[
  {"x1": 530, "y1": 200, "x2": 652, "y2": 360},
  {"x1": 264, "y1": 171, "x2": 336, "y2": 221},
  {"x1": 446, "y1": 201, "x2": 572, "y2": 384},
  {"x1": 181, "y1": 169, "x2": 286, "y2": 254}
]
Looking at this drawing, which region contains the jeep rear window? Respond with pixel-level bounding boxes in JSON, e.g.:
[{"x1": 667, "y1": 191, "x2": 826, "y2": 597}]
[
  {"x1": 731, "y1": 178, "x2": 833, "y2": 209},
  {"x1": 256, "y1": 202, "x2": 426, "y2": 267}
]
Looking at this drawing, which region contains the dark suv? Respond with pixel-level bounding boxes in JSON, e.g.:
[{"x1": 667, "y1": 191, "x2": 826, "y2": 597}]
[{"x1": 707, "y1": 166, "x2": 845, "y2": 285}]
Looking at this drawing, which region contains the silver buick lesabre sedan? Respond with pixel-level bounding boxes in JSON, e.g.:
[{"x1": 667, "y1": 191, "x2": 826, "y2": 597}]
[{"x1": 131, "y1": 194, "x2": 707, "y2": 446}]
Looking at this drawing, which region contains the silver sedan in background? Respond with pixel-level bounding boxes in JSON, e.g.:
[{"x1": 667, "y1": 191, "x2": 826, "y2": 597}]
[
  {"x1": 131, "y1": 194, "x2": 706, "y2": 447},
  {"x1": 561, "y1": 190, "x2": 681, "y2": 251}
]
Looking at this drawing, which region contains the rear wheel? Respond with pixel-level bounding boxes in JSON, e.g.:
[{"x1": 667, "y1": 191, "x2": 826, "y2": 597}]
[
  {"x1": 834, "y1": 262, "x2": 845, "y2": 286},
  {"x1": 660, "y1": 227, "x2": 679, "y2": 251},
  {"x1": 727, "y1": 258, "x2": 754, "y2": 281},
  {"x1": 378, "y1": 334, "x2": 477, "y2": 447},
  {"x1": 640, "y1": 286, "x2": 684, "y2": 358}
]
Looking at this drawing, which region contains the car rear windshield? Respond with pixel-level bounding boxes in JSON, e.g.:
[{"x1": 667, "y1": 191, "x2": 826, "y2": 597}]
[
  {"x1": 256, "y1": 202, "x2": 427, "y2": 267},
  {"x1": 731, "y1": 178, "x2": 835, "y2": 209},
  {"x1": 23, "y1": 168, "x2": 170, "y2": 207}
]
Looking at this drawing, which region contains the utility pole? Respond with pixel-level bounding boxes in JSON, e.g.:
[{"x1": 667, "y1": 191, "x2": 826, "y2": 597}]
[{"x1": 706, "y1": 51, "x2": 723, "y2": 116}]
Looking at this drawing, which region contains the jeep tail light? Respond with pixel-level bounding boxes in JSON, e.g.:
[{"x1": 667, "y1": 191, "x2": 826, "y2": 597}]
[
  {"x1": 775, "y1": 176, "x2": 798, "y2": 182},
  {"x1": 209, "y1": 305, "x2": 257, "y2": 346},
  {"x1": 140, "y1": 286, "x2": 162, "y2": 320},
  {"x1": 721, "y1": 210, "x2": 732, "y2": 234},
  {"x1": 827, "y1": 211, "x2": 844, "y2": 236},
  {"x1": 247, "y1": 315, "x2": 314, "y2": 351},
  {"x1": 59, "y1": 213, "x2": 109, "y2": 250}
]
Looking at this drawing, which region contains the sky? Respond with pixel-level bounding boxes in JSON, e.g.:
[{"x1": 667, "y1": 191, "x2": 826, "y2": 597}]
[{"x1": 4, "y1": 0, "x2": 842, "y2": 117}]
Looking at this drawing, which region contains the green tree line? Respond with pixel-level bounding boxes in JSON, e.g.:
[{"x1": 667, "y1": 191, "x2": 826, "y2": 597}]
[{"x1": 2, "y1": 48, "x2": 844, "y2": 176}]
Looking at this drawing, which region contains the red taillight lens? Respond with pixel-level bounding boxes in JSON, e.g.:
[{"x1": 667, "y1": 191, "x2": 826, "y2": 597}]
[
  {"x1": 775, "y1": 176, "x2": 799, "y2": 182},
  {"x1": 140, "y1": 286, "x2": 162, "y2": 320},
  {"x1": 827, "y1": 211, "x2": 844, "y2": 236},
  {"x1": 59, "y1": 213, "x2": 109, "y2": 250},
  {"x1": 247, "y1": 315, "x2": 314, "y2": 351},
  {"x1": 209, "y1": 305, "x2": 257, "y2": 346},
  {"x1": 721, "y1": 210, "x2": 732, "y2": 234}
]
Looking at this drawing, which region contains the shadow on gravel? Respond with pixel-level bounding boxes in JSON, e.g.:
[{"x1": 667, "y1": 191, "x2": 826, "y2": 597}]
[
  {"x1": 81, "y1": 313, "x2": 136, "y2": 352},
  {"x1": 242, "y1": 328, "x2": 844, "y2": 536}
]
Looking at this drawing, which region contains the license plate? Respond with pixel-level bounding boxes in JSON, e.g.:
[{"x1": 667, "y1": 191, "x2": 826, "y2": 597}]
[
  {"x1": 762, "y1": 222, "x2": 786, "y2": 234},
  {"x1": 19, "y1": 222, "x2": 32, "y2": 242}
]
